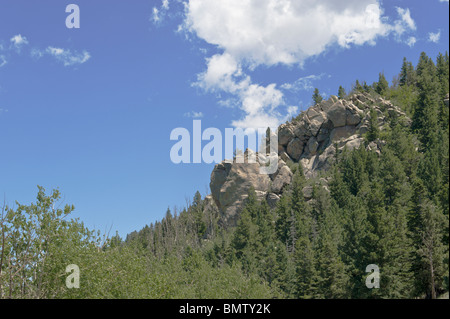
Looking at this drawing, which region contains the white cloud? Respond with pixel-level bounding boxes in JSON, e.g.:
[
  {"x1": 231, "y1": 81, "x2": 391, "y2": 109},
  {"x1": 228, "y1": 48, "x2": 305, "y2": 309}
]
[
  {"x1": 152, "y1": 0, "x2": 171, "y2": 24},
  {"x1": 30, "y1": 48, "x2": 44, "y2": 59},
  {"x1": 182, "y1": 1, "x2": 418, "y2": 129},
  {"x1": 152, "y1": 7, "x2": 160, "y2": 23},
  {"x1": 10, "y1": 34, "x2": 29, "y2": 52},
  {"x1": 391, "y1": 8, "x2": 417, "y2": 47},
  {"x1": 395, "y1": 7, "x2": 416, "y2": 33},
  {"x1": 45, "y1": 47, "x2": 91, "y2": 66},
  {"x1": 183, "y1": 1, "x2": 396, "y2": 68},
  {"x1": 439, "y1": 0, "x2": 449, "y2": 3},
  {"x1": 406, "y1": 36, "x2": 417, "y2": 47},
  {"x1": 0, "y1": 55, "x2": 6, "y2": 68},
  {"x1": 184, "y1": 111, "x2": 204, "y2": 118},
  {"x1": 281, "y1": 74, "x2": 326, "y2": 92},
  {"x1": 428, "y1": 31, "x2": 441, "y2": 43},
  {"x1": 1, "y1": 35, "x2": 91, "y2": 70},
  {"x1": 195, "y1": 53, "x2": 248, "y2": 93}
]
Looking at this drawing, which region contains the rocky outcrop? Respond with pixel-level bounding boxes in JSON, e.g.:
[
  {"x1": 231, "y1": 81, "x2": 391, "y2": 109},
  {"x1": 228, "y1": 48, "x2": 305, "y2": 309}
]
[
  {"x1": 277, "y1": 93, "x2": 407, "y2": 178},
  {"x1": 210, "y1": 92, "x2": 410, "y2": 227},
  {"x1": 210, "y1": 151, "x2": 272, "y2": 226}
]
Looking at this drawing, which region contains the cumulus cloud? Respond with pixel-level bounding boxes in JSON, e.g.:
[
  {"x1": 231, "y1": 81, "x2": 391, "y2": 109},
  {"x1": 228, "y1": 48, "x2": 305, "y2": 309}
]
[
  {"x1": 45, "y1": 47, "x2": 91, "y2": 66},
  {"x1": 181, "y1": 0, "x2": 417, "y2": 129},
  {"x1": 184, "y1": 1, "x2": 397, "y2": 68},
  {"x1": 428, "y1": 31, "x2": 441, "y2": 43}
]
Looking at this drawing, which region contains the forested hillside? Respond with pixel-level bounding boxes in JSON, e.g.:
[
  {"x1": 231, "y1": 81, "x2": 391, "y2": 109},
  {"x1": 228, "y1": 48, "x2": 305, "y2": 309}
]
[{"x1": 1, "y1": 51, "x2": 448, "y2": 299}]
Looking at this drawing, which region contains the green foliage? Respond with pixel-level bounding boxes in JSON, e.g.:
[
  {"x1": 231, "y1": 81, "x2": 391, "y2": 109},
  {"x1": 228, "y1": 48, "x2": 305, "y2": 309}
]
[
  {"x1": 375, "y1": 72, "x2": 389, "y2": 95},
  {"x1": 338, "y1": 86, "x2": 346, "y2": 99},
  {"x1": 2, "y1": 51, "x2": 448, "y2": 299},
  {"x1": 312, "y1": 88, "x2": 324, "y2": 105},
  {"x1": 366, "y1": 108, "x2": 380, "y2": 142}
]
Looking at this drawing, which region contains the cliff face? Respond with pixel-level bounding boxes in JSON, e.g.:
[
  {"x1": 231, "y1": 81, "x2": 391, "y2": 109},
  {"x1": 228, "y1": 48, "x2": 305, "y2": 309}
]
[{"x1": 210, "y1": 92, "x2": 410, "y2": 227}]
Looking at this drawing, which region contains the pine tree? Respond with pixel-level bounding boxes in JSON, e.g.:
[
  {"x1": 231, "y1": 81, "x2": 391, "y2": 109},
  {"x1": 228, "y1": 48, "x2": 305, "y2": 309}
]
[
  {"x1": 376, "y1": 72, "x2": 389, "y2": 96},
  {"x1": 366, "y1": 108, "x2": 380, "y2": 142},
  {"x1": 436, "y1": 52, "x2": 449, "y2": 128},
  {"x1": 399, "y1": 57, "x2": 416, "y2": 87},
  {"x1": 192, "y1": 191, "x2": 206, "y2": 240},
  {"x1": 363, "y1": 81, "x2": 371, "y2": 93},
  {"x1": 340, "y1": 196, "x2": 373, "y2": 298},
  {"x1": 375, "y1": 151, "x2": 414, "y2": 297},
  {"x1": 231, "y1": 187, "x2": 262, "y2": 274},
  {"x1": 354, "y1": 80, "x2": 364, "y2": 93},
  {"x1": 314, "y1": 191, "x2": 350, "y2": 298},
  {"x1": 312, "y1": 88, "x2": 323, "y2": 105},
  {"x1": 414, "y1": 200, "x2": 448, "y2": 298},
  {"x1": 294, "y1": 202, "x2": 320, "y2": 299},
  {"x1": 275, "y1": 194, "x2": 291, "y2": 246},
  {"x1": 413, "y1": 52, "x2": 441, "y2": 149},
  {"x1": 436, "y1": 52, "x2": 449, "y2": 99},
  {"x1": 338, "y1": 86, "x2": 346, "y2": 99}
]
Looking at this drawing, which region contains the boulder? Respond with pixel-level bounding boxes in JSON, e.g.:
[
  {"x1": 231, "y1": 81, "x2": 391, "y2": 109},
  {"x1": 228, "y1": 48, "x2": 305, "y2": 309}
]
[
  {"x1": 280, "y1": 151, "x2": 292, "y2": 163},
  {"x1": 278, "y1": 124, "x2": 295, "y2": 146},
  {"x1": 307, "y1": 136, "x2": 319, "y2": 155},
  {"x1": 286, "y1": 138, "x2": 304, "y2": 161},
  {"x1": 327, "y1": 100, "x2": 347, "y2": 127},
  {"x1": 303, "y1": 186, "x2": 314, "y2": 201},
  {"x1": 210, "y1": 160, "x2": 271, "y2": 226},
  {"x1": 306, "y1": 107, "x2": 327, "y2": 137},
  {"x1": 271, "y1": 165, "x2": 293, "y2": 194},
  {"x1": 267, "y1": 193, "x2": 281, "y2": 208},
  {"x1": 346, "y1": 107, "x2": 362, "y2": 126},
  {"x1": 330, "y1": 126, "x2": 357, "y2": 142}
]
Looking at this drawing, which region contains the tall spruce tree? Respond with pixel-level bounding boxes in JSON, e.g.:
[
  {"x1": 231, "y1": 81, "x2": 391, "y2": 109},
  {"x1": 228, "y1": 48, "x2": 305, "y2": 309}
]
[
  {"x1": 338, "y1": 86, "x2": 347, "y2": 99},
  {"x1": 312, "y1": 88, "x2": 323, "y2": 105},
  {"x1": 376, "y1": 72, "x2": 389, "y2": 96}
]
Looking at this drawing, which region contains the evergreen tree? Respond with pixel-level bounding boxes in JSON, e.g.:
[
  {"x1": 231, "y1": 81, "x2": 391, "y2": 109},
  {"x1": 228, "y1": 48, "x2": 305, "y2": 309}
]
[
  {"x1": 399, "y1": 57, "x2": 416, "y2": 87},
  {"x1": 312, "y1": 88, "x2": 323, "y2": 105},
  {"x1": 338, "y1": 86, "x2": 346, "y2": 99},
  {"x1": 363, "y1": 81, "x2": 371, "y2": 93},
  {"x1": 413, "y1": 52, "x2": 441, "y2": 148},
  {"x1": 413, "y1": 200, "x2": 448, "y2": 298},
  {"x1": 354, "y1": 80, "x2": 364, "y2": 93},
  {"x1": 376, "y1": 72, "x2": 389, "y2": 95},
  {"x1": 275, "y1": 194, "x2": 291, "y2": 246},
  {"x1": 366, "y1": 108, "x2": 380, "y2": 142},
  {"x1": 436, "y1": 52, "x2": 449, "y2": 99},
  {"x1": 314, "y1": 192, "x2": 350, "y2": 298}
]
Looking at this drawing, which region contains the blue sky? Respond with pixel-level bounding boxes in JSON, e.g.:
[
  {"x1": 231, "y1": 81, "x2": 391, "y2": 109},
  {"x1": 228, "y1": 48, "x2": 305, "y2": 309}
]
[{"x1": 0, "y1": 0, "x2": 448, "y2": 238}]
